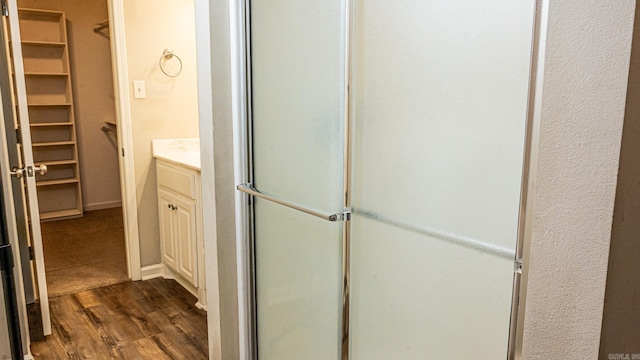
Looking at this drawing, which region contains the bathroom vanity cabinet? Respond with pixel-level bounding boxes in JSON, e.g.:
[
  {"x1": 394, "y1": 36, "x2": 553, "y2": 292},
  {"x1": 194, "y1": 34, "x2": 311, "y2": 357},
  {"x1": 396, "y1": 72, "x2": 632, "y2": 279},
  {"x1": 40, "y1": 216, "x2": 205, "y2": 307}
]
[{"x1": 155, "y1": 158, "x2": 206, "y2": 309}]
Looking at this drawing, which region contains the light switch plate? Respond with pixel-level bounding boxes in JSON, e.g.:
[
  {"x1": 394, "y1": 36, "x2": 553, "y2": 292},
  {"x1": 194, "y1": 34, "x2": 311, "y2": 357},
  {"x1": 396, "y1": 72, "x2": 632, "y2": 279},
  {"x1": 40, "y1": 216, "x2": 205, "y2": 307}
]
[{"x1": 133, "y1": 80, "x2": 146, "y2": 99}]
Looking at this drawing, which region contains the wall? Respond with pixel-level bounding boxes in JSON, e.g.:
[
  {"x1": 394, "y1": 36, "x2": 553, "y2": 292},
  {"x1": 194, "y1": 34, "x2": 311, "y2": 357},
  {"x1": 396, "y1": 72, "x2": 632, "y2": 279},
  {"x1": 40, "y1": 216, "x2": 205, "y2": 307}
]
[
  {"x1": 208, "y1": 0, "x2": 240, "y2": 358},
  {"x1": 600, "y1": 2, "x2": 640, "y2": 357},
  {"x1": 122, "y1": 0, "x2": 200, "y2": 266},
  {"x1": 521, "y1": 1, "x2": 634, "y2": 359},
  {"x1": 195, "y1": 0, "x2": 223, "y2": 358},
  {"x1": 18, "y1": 0, "x2": 121, "y2": 210}
]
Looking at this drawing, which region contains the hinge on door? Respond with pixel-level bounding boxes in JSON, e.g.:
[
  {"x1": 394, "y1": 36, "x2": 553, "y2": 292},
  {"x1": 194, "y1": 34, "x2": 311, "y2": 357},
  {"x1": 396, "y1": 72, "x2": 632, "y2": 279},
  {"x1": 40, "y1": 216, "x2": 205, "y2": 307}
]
[
  {"x1": 15, "y1": 128, "x2": 21, "y2": 144},
  {"x1": 121, "y1": 148, "x2": 125, "y2": 157},
  {"x1": 1, "y1": 0, "x2": 8, "y2": 17},
  {"x1": 514, "y1": 258, "x2": 523, "y2": 274},
  {"x1": 28, "y1": 246, "x2": 34, "y2": 260}
]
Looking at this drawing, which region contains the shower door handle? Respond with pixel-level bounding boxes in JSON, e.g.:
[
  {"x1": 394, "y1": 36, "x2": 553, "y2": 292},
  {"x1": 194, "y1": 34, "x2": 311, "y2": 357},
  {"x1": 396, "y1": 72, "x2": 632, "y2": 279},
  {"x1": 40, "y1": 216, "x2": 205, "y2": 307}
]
[{"x1": 237, "y1": 183, "x2": 350, "y2": 222}]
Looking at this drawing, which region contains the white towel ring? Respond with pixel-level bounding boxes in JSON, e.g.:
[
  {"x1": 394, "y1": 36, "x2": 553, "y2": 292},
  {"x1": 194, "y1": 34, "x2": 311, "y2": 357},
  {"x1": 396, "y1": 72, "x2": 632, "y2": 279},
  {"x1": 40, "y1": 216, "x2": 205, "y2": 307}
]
[{"x1": 159, "y1": 49, "x2": 183, "y2": 77}]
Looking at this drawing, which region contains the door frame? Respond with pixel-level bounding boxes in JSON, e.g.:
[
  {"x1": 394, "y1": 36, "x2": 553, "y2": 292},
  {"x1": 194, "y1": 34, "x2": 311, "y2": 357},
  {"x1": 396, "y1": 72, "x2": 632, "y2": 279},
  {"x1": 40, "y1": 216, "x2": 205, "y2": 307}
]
[
  {"x1": 229, "y1": 0, "x2": 547, "y2": 359},
  {"x1": 511, "y1": 1, "x2": 549, "y2": 358},
  {"x1": 106, "y1": 0, "x2": 141, "y2": 281},
  {"x1": 230, "y1": 0, "x2": 253, "y2": 359}
]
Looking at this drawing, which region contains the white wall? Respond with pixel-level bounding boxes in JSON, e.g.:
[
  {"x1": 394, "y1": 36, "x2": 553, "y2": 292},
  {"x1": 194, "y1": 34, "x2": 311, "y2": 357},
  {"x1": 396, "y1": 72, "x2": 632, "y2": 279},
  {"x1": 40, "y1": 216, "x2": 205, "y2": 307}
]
[
  {"x1": 194, "y1": 0, "x2": 223, "y2": 358},
  {"x1": 122, "y1": 0, "x2": 200, "y2": 266},
  {"x1": 521, "y1": 1, "x2": 635, "y2": 358},
  {"x1": 208, "y1": 0, "x2": 241, "y2": 358}
]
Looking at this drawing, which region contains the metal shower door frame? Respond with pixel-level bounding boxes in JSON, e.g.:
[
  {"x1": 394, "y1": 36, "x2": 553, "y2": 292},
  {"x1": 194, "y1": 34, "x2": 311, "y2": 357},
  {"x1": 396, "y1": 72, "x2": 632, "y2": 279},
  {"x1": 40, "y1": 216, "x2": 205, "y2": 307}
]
[
  {"x1": 235, "y1": 1, "x2": 353, "y2": 359},
  {"x1": 231, "y1": 1, "x2": 547, "y2": 359}
]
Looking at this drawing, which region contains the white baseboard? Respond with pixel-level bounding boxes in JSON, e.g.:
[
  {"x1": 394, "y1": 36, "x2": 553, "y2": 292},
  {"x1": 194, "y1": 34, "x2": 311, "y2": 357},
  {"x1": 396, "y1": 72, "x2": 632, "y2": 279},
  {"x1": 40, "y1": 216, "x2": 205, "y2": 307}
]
[
  {"x1": 195, "y1": 301, "x2": 207, "y2": 311},
  {"x1": 24, "y1": 354, "x2": 34, "y2": 360},
  {"x1": 140, "y1": 264, "x2": 164, "y2": 280},
  {"x1": 84, "y1": 200, "x2": 122, "y2": 211}
]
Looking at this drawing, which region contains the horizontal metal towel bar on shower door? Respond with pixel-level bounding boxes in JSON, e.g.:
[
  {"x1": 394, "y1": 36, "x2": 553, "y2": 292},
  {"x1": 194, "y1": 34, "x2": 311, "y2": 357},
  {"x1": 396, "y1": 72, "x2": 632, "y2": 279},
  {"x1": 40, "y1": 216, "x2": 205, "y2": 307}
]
[
  {"x1": 356, "y1": 209, "x2": 516, "y2": 260},
  {"x1": 237, "y1": 183, "x2": 349, "y2": 222}
]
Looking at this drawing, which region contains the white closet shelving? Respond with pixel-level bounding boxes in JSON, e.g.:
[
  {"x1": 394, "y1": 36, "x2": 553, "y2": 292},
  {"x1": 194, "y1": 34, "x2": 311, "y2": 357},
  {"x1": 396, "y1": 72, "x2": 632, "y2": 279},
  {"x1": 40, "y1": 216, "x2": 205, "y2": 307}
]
[{"x1": 17, "y1": 8, "x2": 83, "y2": 220}]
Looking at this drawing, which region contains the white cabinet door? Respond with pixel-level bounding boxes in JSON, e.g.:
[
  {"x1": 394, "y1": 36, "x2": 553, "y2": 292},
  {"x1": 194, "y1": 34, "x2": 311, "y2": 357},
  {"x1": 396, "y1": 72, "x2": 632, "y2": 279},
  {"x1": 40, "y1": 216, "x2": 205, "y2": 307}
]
[
  {"x1": 158, "y1": 189, "x2": 177, "y2": 271},
  {"x1": 158, "y1": 186, "x2": 198, "y2": 287},
  {"x1": 175, "y1": 196, "x2": 198, "y2": 287}
]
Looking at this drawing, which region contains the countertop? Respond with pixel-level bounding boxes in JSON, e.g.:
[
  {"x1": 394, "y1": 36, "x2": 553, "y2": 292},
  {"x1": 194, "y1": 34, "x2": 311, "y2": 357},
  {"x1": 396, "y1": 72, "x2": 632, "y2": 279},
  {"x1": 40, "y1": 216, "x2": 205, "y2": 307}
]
[{"x1": 152, "y1": 138, "x2": 201, "y2": 171}]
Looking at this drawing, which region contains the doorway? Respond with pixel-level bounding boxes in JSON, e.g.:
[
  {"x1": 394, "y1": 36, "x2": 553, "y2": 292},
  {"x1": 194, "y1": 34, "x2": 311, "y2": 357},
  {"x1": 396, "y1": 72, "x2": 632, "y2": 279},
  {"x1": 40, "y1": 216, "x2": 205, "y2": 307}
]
[
  {"x1": 11, "y1": 1, "x2": 127, "y2": 297},
  {"x1": 1, "y1": 0, "x2": 129, "y2": 340},
  {"x1": 0, "y1": 0, "x2": 209, "y2": 356},
  {"x1": 237, "y1": 0, "x2": 537, "y2": 359}
]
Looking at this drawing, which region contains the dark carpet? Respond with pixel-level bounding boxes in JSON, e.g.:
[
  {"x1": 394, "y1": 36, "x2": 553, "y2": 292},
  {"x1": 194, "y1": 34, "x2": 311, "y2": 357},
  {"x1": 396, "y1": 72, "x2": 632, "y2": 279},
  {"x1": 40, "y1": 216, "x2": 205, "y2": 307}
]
[{"x1": 41, "y1": 207, "x2": 129, "y2": 297}]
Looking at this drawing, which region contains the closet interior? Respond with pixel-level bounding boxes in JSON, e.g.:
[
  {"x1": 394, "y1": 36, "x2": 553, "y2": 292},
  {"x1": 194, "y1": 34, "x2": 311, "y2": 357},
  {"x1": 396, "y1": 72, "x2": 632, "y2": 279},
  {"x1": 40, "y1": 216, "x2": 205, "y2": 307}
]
[
  {"x1": 12, "y1": 1, "x2": 122, "y2": 222},
  {"x1": 17, "y1": 8, "x2": 83, "y2": 220}
]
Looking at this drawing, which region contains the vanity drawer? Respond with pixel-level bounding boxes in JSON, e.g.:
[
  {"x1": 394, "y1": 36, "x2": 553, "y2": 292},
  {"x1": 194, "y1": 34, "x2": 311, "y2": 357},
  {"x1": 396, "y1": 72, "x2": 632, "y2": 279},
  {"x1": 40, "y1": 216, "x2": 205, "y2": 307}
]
[{"x1": 157, "y1": 162, "x2": 196, "y2": 200}]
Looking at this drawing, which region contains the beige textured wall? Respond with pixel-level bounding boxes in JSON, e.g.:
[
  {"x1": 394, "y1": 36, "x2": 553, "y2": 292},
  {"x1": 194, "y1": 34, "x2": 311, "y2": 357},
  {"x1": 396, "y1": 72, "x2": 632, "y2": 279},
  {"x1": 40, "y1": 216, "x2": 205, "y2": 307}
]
[
  {"x1": 599, "y1": 3, "x2": 640, "y2": 357},
  {"x1": 122, "y1": 0, "x2": 199, "y2": 266},
  {"x1": 18, "y1": 0, "x2": 122, "y2": 210},
  {"x1": 521, "y1": 1, "x2": 634, "y2": 358}
]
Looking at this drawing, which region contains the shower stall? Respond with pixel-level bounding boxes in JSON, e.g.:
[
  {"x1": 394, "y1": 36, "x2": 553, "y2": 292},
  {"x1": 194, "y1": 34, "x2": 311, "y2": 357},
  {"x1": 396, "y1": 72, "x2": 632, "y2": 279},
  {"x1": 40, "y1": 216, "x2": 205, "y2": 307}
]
[{"x1": 235, "y1": 0, "x2": 538, "y2": 358}]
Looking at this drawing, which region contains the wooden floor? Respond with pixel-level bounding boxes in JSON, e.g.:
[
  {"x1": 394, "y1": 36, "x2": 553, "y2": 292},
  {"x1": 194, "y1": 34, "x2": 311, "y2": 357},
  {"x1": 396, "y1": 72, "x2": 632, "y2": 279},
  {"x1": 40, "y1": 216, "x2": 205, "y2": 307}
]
[{"x1": 30, "y1": 278, "x2": 208, "y2": 359}]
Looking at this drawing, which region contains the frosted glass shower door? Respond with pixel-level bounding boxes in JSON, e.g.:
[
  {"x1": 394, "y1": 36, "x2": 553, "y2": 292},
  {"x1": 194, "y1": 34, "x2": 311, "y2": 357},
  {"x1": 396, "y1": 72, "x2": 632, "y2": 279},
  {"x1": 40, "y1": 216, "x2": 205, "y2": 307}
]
[
  {"x1": 247, "y1": 1, "x2": 346, "y2": 359},
  {"x1": 349, "y1": 1, "x2": 535, "y2": 359}
]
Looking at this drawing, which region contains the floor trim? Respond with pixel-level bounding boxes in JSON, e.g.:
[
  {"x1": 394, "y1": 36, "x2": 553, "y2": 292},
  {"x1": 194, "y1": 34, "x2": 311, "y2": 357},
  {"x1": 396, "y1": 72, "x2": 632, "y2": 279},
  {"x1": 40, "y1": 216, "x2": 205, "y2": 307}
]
[
  {"x1": 140, "y1": 264, "x2": 164, "y2": 280},
  {"x1": 84, "y1": 200, "x2": 122, "y2": 212}
]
